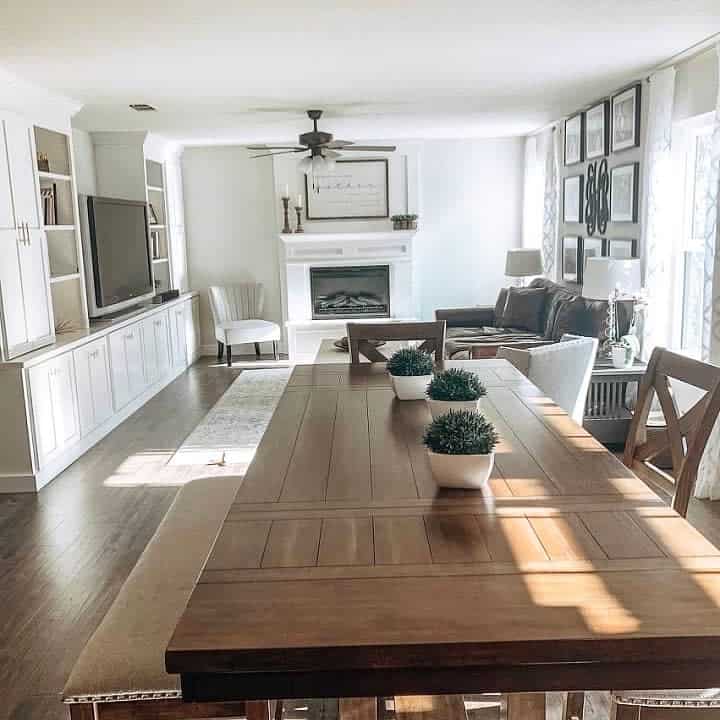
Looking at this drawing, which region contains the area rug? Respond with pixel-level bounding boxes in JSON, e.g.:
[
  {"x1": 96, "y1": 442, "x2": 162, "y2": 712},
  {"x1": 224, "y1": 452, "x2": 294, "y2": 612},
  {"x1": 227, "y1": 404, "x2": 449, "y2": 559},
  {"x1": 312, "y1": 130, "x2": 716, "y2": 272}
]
[{"x1": 170, "y1": 367, "x2": 291, "y2": 467}]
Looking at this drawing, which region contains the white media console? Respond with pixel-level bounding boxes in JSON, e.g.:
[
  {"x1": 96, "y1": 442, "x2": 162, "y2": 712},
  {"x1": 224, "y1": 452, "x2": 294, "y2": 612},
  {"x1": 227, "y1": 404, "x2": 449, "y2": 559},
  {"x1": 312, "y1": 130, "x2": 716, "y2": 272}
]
[{"x1": 0, "y1": 293, "x2": 200, "y2": 492}]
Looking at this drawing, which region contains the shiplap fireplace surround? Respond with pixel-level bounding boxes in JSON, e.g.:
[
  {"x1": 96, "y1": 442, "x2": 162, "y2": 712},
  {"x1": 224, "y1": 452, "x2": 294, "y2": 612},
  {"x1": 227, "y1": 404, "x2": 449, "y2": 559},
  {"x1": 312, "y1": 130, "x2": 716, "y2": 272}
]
[{"x1": 279, "y1": 230, "x2": 416, "y2": 362}]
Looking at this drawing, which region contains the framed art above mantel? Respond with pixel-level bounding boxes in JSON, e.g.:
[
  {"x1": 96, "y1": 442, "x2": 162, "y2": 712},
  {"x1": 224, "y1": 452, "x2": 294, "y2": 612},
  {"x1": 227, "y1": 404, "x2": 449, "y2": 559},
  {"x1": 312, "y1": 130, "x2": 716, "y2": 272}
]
[{"x1": 305, "y1": 158, "x2": 390, "y2": 220}]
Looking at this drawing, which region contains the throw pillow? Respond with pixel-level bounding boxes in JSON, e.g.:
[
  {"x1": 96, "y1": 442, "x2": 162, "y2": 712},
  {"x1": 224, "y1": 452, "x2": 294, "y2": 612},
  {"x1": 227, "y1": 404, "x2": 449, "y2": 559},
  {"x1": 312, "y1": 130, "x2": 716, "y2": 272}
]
[
  {"x1": 501, "y1": 287, "x2": 547, "y2": 333},
  {"x1": 543, "y1": 289, "x2": 575, "y2": 339},
  {"x1": 552, "y1": 296, "x2": 610, "y2": 341},
  {"x1": 494, "y1": 288, "x2": 509, "y2": 327}
]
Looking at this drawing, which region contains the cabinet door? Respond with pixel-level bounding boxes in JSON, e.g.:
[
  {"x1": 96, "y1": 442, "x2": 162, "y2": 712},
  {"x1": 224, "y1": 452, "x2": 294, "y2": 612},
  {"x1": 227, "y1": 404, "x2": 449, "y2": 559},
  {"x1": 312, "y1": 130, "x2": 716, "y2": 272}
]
[
  {"x1": 28, "y1": 352, "x2": 80, "y2": 467},
  {"x1": 184, "y1": 299, "x2": 199, "y2": 365},
  {"x1": 0, "y1": 228, "x2": 27, "y2": 355},
  {"x1": 169, "y1": 305, "x2": 187, "y2": 369},
  {"x1": 141, "y1": 316, "x2": 159, "y2": 385},
  {"x1": 3, "y1": 114, "x2": 40, "y2": 228},
  {"x1": 19, "y1": 228, "x2": 53, "y2": 343},
  {"x1": 109, "y1": 325, "x2": 145, "y2": 410},
  {"x1": 153, "y1": 311, "x2": 171, "y2": 378},
  {"x1": 75, "y1": 339, "x2": 114, "y2": 436},
  {"x1": 0, "y1": 118, "x2": 16, "y2": 230}
]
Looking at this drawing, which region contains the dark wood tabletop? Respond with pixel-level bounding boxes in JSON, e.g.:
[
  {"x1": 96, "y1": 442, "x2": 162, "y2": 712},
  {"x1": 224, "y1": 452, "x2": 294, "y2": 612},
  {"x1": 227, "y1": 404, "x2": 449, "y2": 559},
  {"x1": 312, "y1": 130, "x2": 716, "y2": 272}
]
[{"x1": 166, "y1": 360, "x2": 720, "y2": 703}]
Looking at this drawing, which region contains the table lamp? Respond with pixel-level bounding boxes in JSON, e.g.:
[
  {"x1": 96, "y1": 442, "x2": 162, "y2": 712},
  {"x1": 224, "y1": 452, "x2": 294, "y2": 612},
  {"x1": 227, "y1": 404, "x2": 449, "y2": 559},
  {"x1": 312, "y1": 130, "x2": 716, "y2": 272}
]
[{"x1": 505, "y1": 249, "x2": 543, "y2": 286}]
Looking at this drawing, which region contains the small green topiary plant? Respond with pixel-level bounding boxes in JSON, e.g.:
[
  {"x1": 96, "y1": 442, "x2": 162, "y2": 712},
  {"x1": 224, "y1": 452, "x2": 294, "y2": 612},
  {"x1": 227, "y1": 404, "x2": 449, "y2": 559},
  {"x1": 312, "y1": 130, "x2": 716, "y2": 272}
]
[
  {"x1": 423, "y1": 410, "x2": 499, "y2": 455},
  {"x1": 386, "y1": 347, "x2": 433, "y2": 377},
  {"x1": 427, "y1": 368, "x2": 486, "y2": 402}
]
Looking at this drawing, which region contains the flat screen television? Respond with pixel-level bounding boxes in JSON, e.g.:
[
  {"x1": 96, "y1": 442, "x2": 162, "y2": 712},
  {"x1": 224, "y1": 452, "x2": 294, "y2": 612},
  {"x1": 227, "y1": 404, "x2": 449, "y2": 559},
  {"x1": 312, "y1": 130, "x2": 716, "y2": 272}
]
[{"x1": 82, "y1": 196, "x2": 155, "y2": 318}]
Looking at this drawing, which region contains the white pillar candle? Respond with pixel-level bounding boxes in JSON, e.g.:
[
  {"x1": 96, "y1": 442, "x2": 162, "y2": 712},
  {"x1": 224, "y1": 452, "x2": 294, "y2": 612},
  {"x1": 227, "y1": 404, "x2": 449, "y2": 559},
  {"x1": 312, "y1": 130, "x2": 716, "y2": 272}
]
[{"x1": 297, "y1": 194, "x2": 303, "y2": 208}]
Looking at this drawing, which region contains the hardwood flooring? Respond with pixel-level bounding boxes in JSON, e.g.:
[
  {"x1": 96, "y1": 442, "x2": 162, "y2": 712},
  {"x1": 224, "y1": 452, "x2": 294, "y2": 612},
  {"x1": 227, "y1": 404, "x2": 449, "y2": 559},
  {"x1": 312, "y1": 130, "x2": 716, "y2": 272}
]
[{"x1": 0, "y1": 357, "x2": 718, "y2": 720}]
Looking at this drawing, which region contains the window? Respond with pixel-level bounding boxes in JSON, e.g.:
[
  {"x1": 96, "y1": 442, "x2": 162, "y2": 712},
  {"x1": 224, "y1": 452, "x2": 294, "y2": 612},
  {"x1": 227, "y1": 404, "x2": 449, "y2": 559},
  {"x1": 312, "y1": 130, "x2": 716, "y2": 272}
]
[{"x1": 672, "y1": 115, "x2": 715, "y2": 358}]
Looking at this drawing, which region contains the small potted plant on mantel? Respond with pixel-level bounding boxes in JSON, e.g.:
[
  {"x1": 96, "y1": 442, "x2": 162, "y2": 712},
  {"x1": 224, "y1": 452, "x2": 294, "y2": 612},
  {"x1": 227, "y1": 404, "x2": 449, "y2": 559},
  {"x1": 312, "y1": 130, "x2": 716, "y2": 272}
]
[
  {"x1": 426, "y1": 368, "x2": 486, "y2": 419},
  {"x1": 391, "y1": 214, "x2": 419, "y2": 230},
  {"x1": 423, "y1": 410, "x2": 499, "y2": 489},
  {"x1": 386, "y1": 347, "x2": 434, "y2": 400}
]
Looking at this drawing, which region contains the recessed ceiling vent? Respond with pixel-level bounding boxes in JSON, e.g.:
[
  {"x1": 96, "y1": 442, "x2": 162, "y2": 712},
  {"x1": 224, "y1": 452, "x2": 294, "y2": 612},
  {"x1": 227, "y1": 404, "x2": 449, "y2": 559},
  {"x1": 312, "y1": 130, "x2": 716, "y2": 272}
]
[{"x1": 129, "y1": 103, "x2": 157, "y2": 112}]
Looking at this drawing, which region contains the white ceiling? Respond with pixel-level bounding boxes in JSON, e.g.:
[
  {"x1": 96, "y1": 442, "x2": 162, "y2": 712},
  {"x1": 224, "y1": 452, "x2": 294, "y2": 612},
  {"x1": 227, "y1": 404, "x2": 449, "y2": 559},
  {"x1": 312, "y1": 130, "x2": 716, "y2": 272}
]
[{"x1": 2, "y1": 0, "x2": 719, "y2": 143}]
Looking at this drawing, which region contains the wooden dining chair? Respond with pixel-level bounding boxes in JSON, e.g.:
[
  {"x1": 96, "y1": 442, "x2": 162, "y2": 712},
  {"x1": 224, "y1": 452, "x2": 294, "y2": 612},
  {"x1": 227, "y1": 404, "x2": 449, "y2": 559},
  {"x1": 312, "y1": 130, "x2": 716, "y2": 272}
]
[
  {"x1": 565, "y1": 348, "x2": 720, "y2": 720},
  {"x1": 623, "y1": 346, "x2": 720, "y2": 517},
  {"x1": 346, "y1": 321, "x2": 446, "y2": 364}
]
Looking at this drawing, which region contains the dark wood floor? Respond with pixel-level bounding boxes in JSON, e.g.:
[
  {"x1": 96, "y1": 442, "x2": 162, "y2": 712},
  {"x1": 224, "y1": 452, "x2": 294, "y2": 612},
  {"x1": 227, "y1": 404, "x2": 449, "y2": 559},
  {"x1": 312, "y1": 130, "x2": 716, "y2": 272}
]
[{"x1": 1, "y1": 357, "x2": 719, "y2": 720}]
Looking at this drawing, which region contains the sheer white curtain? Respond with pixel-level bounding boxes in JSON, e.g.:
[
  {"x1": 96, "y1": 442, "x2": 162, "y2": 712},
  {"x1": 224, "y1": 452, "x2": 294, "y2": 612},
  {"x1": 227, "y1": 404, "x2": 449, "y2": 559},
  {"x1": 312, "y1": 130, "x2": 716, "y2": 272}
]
[
  {"x1": 522, "y1": 129, "x2": 558, "y2": 277},
  {"x1": 641, "y1": 67, "x2": 677, "y2": 358},
  {"x1": 694, "y1": 43, "x2": 720, "y2": 500}
]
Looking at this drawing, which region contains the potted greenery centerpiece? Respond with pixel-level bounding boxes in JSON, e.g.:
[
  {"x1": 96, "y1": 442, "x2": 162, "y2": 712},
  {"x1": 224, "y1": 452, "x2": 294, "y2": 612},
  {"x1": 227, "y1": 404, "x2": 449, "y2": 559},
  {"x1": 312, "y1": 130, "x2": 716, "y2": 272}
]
[
  {"x1": 423, "y1": 410, "x2": 499, "y2": 489},
  {"x1": 391, "y1": 214, "x2": 406, "y2": 230},
  {"x1": 426, "y1": 368, "x2": 486, "y2": 419},
  {"x1": 386, "y1": 347, "x2": 434, "y2": 400},
  {"x1": 407, "y1": 213, "x2": 418, "y2": 230}
]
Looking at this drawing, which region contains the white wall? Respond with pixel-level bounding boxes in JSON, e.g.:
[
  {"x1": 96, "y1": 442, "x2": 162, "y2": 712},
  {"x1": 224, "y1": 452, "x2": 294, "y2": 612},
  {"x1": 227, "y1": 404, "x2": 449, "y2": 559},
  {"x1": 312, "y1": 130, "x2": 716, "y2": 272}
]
[
  {"x1": 71, "y1": 128, "x2": 97, "y2": 196},
  {"x1": 414, "y1": 138, "x2": 524, "y2": 318},
  {"x1": 674, "y1": 48, "x2": 719, "y2": 122},
  {"x1": 182, "y1": 146, "x2": 281, "y2": 351}
]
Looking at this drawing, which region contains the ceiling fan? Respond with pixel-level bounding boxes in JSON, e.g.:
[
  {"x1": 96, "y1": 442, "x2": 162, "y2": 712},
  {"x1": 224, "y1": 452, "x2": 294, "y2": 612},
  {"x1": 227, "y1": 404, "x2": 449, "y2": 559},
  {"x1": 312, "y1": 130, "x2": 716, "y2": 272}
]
[{"x1": 246, "y1": 109, "x2": 396, "y2": 174}]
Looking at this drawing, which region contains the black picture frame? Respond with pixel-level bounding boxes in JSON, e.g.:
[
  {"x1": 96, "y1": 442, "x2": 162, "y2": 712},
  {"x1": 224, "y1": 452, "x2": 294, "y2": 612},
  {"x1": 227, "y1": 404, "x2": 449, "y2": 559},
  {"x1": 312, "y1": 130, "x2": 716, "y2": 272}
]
[
  {"x1": 304, "y1": 158, "x2": 390, "y2": 220},
  {"x1": 562, "y1": 236, "x2": 581, "y2": 284},
  {"x1": 563, "y1": 175, "x2": 584, "y2": 223},
  {"x1": 607, "y1": 238, "x2": 638, "y2": 258},
  {"x1": 585, "y1": 100, "x2": 610, "y2": 160},
  {"x1": 564, "y1": 113, "x2": 585, "y2": 165},
  {"x1": 610, "y1": 162, "x2": 640, "y2": 222},
  {"x1": 611, "y1": 84, "x2": 642, "y2": 153}
]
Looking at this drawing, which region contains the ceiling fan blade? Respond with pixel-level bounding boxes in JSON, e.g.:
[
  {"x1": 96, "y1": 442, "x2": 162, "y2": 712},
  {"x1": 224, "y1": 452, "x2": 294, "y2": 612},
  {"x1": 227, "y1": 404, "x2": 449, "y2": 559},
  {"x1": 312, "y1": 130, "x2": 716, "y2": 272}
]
[
  {"x1": 322, "y1": 140, "x2": 354, "y2": 148},
  {"x1": 245, "y1": 144, "x2": 305, "y2": 150},
  {"x1": 336, "y1": 145, "x2": 397, "y2": 152},
  {"x1": 251, "y1": 149, "x2": 309, "y2": 159}
]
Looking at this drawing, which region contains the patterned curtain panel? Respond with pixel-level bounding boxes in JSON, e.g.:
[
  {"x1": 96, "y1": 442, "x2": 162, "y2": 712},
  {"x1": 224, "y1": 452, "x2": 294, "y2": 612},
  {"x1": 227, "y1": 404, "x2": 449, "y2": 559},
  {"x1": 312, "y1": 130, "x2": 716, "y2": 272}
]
[
  {"x1": 641, "y1": 67, "x2": 677, "y2": 358},
  {"x1": 694, "y1": 43, "x2": 720, "y2": 500},
  {"x1": 542, "y1": 127, "x2": 560, "y2": 279}
]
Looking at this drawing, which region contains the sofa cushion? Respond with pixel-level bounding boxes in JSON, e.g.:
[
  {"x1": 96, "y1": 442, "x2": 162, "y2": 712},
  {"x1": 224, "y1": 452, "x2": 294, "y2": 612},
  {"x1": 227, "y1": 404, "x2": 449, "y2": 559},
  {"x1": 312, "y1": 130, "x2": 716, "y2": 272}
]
[
  {"x1": 446, "y1": 330, "x2": 550, "y2": 359},
  {"x1": 494, "y1": 288, "x2": 509, "y2": 327},
  {"x1": 552, "y1": 296, "x2": 611, "y2": 341},
  {"x1": 543, "y1": 289, "x2": 576, "y2": 339},
  {"x1": 501, "y1": 287, "x2": 547, "y2": 333}
]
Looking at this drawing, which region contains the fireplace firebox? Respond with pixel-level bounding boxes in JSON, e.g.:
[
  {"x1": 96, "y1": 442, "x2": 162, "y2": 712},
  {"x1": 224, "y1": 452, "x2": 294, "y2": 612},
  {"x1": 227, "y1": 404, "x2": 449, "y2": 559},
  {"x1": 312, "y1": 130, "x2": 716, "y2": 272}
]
[{"x1": 310, "y1": 265, "x2": 390, "y2": 320}]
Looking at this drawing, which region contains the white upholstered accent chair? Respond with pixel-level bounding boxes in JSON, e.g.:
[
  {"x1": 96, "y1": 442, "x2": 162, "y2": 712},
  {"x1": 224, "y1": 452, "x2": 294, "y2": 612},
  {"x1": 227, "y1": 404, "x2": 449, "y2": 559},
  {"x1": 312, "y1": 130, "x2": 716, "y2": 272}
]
[
  {"x1": 208, "y1": 284, "x2": 281, "y2": 366},
  {"x1": 497, "y1": 334, "x2": 598, "y2": 424}
]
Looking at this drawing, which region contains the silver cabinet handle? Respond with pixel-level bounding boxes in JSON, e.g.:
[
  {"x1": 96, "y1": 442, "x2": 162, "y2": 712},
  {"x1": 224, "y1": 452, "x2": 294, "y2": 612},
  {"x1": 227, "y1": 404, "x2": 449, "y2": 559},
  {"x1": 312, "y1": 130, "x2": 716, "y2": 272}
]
[
  {"x1": 125, "y1": 332, "x2": 134, "y2": 340},
  {"x1": 25, "y1": 223, "x2": 30, "y2": 245}
]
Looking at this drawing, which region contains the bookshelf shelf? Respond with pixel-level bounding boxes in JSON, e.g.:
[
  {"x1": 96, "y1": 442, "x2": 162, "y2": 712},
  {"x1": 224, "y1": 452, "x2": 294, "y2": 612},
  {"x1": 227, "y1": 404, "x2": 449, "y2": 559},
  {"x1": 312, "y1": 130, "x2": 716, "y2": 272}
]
[
  {"x1": 44, "y1": 224, "x2": 76, "y2": 232},
  {"x1": 38, "y1": 170, "x2": 72, "y2": 182},
  {"x1": 50, "y1": 273, "x2": 81, "y2": 285},
  {"x1": 152, "y1": 257, "x2": 169, "y2": 264}
]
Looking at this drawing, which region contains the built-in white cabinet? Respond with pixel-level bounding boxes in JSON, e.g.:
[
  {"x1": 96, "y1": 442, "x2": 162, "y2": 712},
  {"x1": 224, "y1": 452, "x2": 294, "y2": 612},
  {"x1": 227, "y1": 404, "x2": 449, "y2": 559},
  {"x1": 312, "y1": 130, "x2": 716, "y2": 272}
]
[
  {"x1": 2, "y1": 113, "x2": 41, "y2": 229},
  {"x1": 169, "y1": 304, "x2": 187, "y2": 370},
  {"x1": 141, "y1": 310, "x2": 171, "y2": 385},
  {"x1": 74, "y1": 338, "x2": 113, "y2": 436},
  {"x1": 185, "y1": 297, "x2": 200, "y2": 364},
  {"x1": 27, "y1": 351, "x2": 80, "y2": 467},
  {"x1": 109, "y1": 325, "x2": 145, "y2": 411}
]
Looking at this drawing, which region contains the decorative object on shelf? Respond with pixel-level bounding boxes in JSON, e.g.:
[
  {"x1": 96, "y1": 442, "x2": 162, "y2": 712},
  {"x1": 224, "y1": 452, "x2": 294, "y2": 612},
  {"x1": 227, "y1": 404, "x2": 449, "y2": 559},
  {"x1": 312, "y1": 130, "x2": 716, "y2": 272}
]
[
  {"x1": 504, "y1": 248, "x2": 543, "y2": 286},
  {"x1": 582, "y1": 237, "x2": 605, "y2": 278},
  {"x1": 582, "y1": 256, "x2": 642, "y2": 355},
  {"x1": 333, "y1": 336, "x2": 386, "y2": 352},
  {"x1": 41, "y1": 184, "x2": 57, "y2": 225},
  {"x1": 293, "y1": 201, "x2": 304, "y2": 233},
  {"x1": 584, "y1": 158, "x2": 609, "y2": 236},
  {"x1": 562, "y1": 235, "x2": 581, "y2": 283},
  {"x1": 564, "y1": 112, "x2": 585, "y2": 165},
  {"x1": 148, "y1": 203, "x2": 159, "y2": 224},
  {"x1": 305, "y1": 158, "x2": 389, "y2": 220},
  {"x1": 423, "y1": 410, "x2": 499, "y2": 489},
  {"x1": 563, "y1": 175, "x2": 584, "y2": 222},
  {"x1": 610, "y1": 163, "x2": 639, "y2": 222},
  {"x1": 280, "y1": 195, "x2": 292, "y2": 234},
  {"x1": 426, "y1": 368, "x2": 487, "y2": 419},
  {"x1": 150, "y1": 230, "x2": 160, "y2": 259},
  {"x1": 607, "y1": 237, "x2": 638, "y2": 258},
  {"x1": 386, "y1": 347, "x2": 433, "y2": 400},
  {"x1": 612, "y1": 84, "x2": 642, "y2": 152},
  {"x1": 585, "y1": 100, "x2": 610, "y2": 160},
  {"x1": 391, "y1": 214, "x2": 418, "y2": 230},
  {"x1": 36, "y1": 151, "x2": 50, "y2": 172}
]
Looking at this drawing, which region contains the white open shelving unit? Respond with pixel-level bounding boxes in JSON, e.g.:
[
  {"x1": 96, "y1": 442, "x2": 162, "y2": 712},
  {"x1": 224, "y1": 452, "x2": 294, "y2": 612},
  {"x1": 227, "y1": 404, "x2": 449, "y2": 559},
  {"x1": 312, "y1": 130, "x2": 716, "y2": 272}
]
[{"x1": 145, "y1": 158, "x2": 173, "y2": 294}]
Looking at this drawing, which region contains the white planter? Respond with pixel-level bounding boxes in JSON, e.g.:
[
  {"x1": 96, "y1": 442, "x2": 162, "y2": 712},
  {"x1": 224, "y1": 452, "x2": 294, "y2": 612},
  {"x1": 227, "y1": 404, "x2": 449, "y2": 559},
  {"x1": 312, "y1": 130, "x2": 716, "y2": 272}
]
[
  {"x1": 427, "y1": 398, "x2": 482, "y2": 419},
  {"x1": 427, "y1": 450, "x2": 495, "y2": 489},
  {"x1": 389, "y1": 373, "x2": 431, "y2": 400},
  {"x1": 612, "y1": 344, "x2": 633, "y2": 369}
]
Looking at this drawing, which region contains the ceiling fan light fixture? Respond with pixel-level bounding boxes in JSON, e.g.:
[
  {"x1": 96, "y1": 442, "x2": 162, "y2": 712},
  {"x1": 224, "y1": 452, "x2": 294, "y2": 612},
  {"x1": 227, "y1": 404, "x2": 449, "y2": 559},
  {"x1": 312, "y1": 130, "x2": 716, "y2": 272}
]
[
  {"x1": 298, "y1": 156, "x2": 313, "y2": 174},
  {"x1": 311, "y1": 155, "x2": 325, "y2": 174}
]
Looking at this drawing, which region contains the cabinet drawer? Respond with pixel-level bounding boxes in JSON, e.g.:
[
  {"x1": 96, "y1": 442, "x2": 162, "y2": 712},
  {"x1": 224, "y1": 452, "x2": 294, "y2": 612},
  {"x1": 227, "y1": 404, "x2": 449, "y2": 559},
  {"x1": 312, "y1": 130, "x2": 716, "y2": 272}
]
[{"x1": 74, "y1": 338, "x2": 113, "y2": 436}]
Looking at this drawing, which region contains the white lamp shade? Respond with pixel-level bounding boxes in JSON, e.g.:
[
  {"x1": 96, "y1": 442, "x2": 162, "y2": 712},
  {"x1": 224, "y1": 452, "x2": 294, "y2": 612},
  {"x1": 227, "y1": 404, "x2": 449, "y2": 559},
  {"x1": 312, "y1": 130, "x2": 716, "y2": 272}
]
[
  {"x1": 298, "y1": 156, "x2": 313, "y2": 175},
  {"x1": 505, "y1": 249, "x2": 543, "y2": 277},
  {"x1": 582, "y1": 257, "x2": 641, "y2": 300}
]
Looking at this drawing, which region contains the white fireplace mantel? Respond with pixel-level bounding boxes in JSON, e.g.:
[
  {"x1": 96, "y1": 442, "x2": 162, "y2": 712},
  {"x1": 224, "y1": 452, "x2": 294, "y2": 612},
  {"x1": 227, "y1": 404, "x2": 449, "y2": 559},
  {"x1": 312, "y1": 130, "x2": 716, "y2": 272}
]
[{"x1": 278, "y1": 230, "x2": 417, "y2": 361}]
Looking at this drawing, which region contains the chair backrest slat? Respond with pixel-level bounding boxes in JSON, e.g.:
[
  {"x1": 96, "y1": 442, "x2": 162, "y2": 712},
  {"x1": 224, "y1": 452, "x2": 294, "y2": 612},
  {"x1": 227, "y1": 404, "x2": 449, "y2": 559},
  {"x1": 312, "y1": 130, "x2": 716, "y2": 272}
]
[
  {"x1": 347, "y1": 321, "x2": 446, "y2": 364},
  {"x1": 623, "y1": 347, "x2": 720, "y2": 517}
]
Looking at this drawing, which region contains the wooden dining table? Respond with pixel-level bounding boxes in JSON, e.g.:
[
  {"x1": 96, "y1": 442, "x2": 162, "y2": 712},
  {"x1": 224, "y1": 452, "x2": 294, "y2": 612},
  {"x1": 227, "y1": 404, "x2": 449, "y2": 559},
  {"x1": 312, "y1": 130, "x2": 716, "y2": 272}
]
[{"x1": 166, "y1": 359, "x2": 720, "y2": 707}]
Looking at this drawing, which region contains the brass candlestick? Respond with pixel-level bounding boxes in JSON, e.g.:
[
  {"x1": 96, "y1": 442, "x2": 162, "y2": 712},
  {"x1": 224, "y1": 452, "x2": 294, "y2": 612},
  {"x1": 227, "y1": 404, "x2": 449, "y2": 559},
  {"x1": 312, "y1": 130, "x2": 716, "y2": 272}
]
[
  {"x1": 281, "y1": 197, "x2": 292, "y2": 234},
  {"x1": 294, "y1": 206, "x2": 304, "y2": 233}
]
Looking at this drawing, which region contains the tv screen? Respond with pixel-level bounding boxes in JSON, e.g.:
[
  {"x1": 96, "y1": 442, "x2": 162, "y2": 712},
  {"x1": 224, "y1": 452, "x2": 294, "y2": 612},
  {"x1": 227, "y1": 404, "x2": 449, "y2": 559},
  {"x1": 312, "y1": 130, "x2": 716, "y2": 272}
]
[{"x1": 87, "y1": 196, "x2": 153, "y2": 309}]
